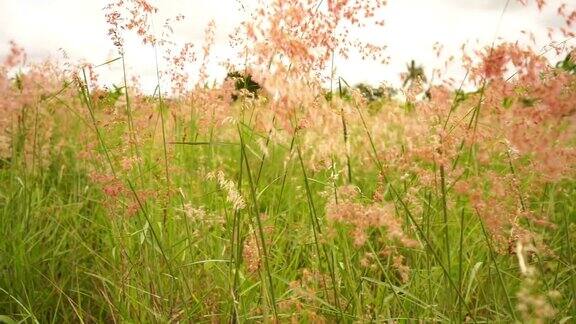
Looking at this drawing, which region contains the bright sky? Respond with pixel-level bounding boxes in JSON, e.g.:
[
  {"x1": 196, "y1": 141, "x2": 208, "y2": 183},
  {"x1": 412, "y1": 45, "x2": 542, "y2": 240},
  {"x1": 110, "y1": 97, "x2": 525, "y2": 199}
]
[{"x1": 0, "y1": 0, "x2": 572, "y2": 92}]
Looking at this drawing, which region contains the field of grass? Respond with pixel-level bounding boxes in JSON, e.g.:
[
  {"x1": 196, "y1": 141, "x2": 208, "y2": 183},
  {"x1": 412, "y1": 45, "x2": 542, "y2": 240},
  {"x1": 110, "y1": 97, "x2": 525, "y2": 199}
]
[{"x1": 1, "y1": 0, "x2": 576, "y2": 323}]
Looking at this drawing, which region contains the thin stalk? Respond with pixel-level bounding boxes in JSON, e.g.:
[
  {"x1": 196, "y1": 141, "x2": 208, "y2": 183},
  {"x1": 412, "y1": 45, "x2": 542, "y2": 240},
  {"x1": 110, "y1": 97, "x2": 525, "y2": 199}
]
[
  {"x1": 458, "y1": 207, "x2": 465, "y2": 322},
  {"x1": 296, "y1": 146, "x2": 343, "y2": 319},
  {"x1": 564, "y1": 209, "x2": 576, "y2": 315},
  {"x1": 424, "y1": 191, "x2": 434, "y2": 311},
  {"x1": 230, "y1": 145, "x2": 244, "y2": 322},
  {"x1": 152, "y1": 44, "x2": 171, "y2": 227},
  {"x1": 442, "y1": 69, "x2": 470, "y2": 131},
  {"x1": 274, "y1": 134, "x2": 296, "y2": 216},
  {"x1": 31, "y1": 102, "x2": 39, "y2": 174},
  {"x1": 439, "y1": 165, "x2": 451, "y2": 271},
  {"x1": 176, "y1": 191, "x2": 199, "y2": 320},
  {"x1": 120, "y1": 54, "x2": 144, "y2": 182},
  {"x1": 476, "y1": 209, "x2": 517, "y2": 321},
  {"x1": 79, "y1": 69, "x2": 116, "y2": 177},
  {"x1": 255, "y1": 115, "x2": 276, "y2": 186},
  {"x1": 337, "y1": 78, "x2": 353, "y2": 183},
  {"x1": 237, "y1": 126, "x2": 278, "y2": 319}
]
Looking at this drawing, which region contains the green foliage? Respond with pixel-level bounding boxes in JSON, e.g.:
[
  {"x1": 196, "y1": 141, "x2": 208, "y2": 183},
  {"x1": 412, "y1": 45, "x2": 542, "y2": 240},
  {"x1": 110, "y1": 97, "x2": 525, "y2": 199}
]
[{"x1": 354, "y1": 82, "x2": 396, "y2": 102}]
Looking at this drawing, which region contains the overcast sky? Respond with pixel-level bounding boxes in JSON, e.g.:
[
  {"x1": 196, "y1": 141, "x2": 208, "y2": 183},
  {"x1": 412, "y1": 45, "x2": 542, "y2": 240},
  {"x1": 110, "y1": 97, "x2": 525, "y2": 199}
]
[{"x1": 0, "y1": 0, "x2": 572, "y2": 92}]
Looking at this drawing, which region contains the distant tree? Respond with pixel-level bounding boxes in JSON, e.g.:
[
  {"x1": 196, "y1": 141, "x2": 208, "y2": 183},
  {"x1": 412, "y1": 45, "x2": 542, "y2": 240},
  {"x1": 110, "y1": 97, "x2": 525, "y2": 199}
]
[
  {"x1": 354, "y1": 83, "x2": 396, "y2": 102},
  {"x1": 355, "y1": 83, "x2": 378, "y2": 102},
  {"x1": 324, "y1": 79, "x2": 397, "y2": 104},
  {"x1": 225, "y1": 71, "x2": 261, "y2": 100},
  {"x1": 402, "y1": 59, "x2": 427, "y2": 88}
]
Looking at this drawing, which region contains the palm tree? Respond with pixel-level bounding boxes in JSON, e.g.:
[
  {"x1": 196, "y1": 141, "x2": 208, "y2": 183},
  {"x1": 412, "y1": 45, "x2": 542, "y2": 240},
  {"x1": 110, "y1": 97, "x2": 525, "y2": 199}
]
[{"x1": 402, "y1": 59, "x2": 426, "y2": 88}]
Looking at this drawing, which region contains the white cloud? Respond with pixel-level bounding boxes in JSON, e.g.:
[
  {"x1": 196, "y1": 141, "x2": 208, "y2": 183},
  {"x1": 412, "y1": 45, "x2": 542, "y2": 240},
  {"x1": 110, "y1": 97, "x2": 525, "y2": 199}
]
[{"x1": 0, "y1": 0, "x2": 572, "y2": 92}]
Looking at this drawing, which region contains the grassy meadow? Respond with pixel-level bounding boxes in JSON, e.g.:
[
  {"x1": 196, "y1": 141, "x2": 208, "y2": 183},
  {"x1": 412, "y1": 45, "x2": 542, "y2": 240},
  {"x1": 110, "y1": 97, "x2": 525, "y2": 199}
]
[{"x1": 1, "y1": 0, "x2": 575, "y2": 322}]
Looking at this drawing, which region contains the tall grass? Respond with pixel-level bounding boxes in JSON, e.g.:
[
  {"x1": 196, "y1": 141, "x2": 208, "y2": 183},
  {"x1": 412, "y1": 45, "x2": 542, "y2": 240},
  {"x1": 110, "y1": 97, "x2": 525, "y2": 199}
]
[{"x1": 1, "y1": 0, "x2": 576, "y2": 322}]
